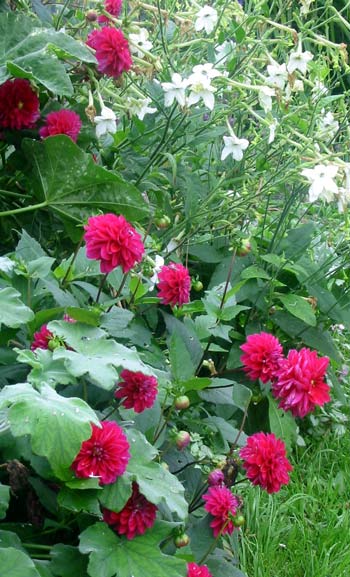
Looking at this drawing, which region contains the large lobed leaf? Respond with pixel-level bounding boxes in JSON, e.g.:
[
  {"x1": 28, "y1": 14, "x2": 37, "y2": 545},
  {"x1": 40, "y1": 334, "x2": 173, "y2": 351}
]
[
  {"x1": 23, "y1": 137, "x2": 150, "y2": 224},
  {"x1": 79, "y1": 522, "x2": 186, "y2": 577},
  {"x1": 0, "y1": 383, "x2": 99, "y2": 478},
  {"x1": 0, "y1": 287, "x2": 34, "y2": 328}
]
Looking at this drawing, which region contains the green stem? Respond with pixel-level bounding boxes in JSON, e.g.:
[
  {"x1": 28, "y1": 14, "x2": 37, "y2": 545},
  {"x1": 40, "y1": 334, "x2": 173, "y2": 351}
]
[
  {"x1": 0, "y1": 200, "x2": 47, "y2": 218},
  {"x1": 198, "y1": 518, "x2": 230, "y2": 565},
  {"x1": 24, "y1": 543, "x2": 51, "y2": 550},
  {"x1": 96, "y1": 273, "x2": 109, "y2": 304},
  {"x1": 61, "y1": 232, "x2": 84, "y2": 287}
]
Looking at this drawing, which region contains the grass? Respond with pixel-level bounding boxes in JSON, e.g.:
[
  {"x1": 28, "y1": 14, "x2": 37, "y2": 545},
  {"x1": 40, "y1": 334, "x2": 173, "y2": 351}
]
[{"x1": 239, "y1": 432, "x2": 350, "y2": 577}]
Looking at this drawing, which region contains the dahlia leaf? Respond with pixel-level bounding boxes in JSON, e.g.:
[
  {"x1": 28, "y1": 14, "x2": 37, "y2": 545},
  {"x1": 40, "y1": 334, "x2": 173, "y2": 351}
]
[
  {"x1": 268, "y1": 397, "x2": 297, "y2": 451},
  {"x1": 79, "y1": 522, "x2": 186, "y2": 577},
  {"x1": 0, "y1": 483, "x2": 10, "y2": 519},
  {"x1": 22, "y1": 136, "x2": 149, "y2": 223},
  {"x1": 0, "y1": 287, "x2": 34, "y2": 329},
  {"x1": 277, "y1": 293, "x2": 316, "y2": 326},
  {"x1": 232, "y1": 383, "x2": 252, "y2": 412},
  {"x1": 99, "y1": 475, "x2": 133, "y2": 513},
  {"x1": 0, "y1": 547, "x2": 41, "y2": 577},
  {"x1": 58, "y1": 487, "x2": 101, "y2": 516},
  {"x1": 0, "y1": 383, "x2": 99, "y2": 479},
  {"x1": 126, "y1": 429, "x2": 188, "y2": 520},
  {"x1": 50, "y1": 544, "x2": 89, "y2": 577},
  {"x1": 16, "y1": 349, "x2": 77, "y2": 387}
]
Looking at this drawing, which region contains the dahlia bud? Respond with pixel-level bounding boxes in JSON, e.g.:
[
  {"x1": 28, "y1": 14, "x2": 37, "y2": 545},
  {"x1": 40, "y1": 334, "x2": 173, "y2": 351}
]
[
  {"x1": 232, "y1": 514, "x2": 245, "y2": 527},
  {"x1": 192, "y1": 280, "x2": 203, "y2": 292},
  {"x1": 86, "y1": 9, "x2": 98, "y2": 21},
  {"x1": 236, "y1": 238, "x2": 251, "y2": 256},
  {"x1": 175, "y1": 431, "x2": 191, "y2": 450},
  {"x1": 154, "y1": 215, "x2": 171, "y2": 229},
  {"x1": 174, "y1": 395, "x2": 190, "y2": 410},
  {"x1": 208, "y1": 469, "x2": 225, "y2": 486},
  {"x1": 174, "y1": 533, "x2": 190, "y2": 548}
]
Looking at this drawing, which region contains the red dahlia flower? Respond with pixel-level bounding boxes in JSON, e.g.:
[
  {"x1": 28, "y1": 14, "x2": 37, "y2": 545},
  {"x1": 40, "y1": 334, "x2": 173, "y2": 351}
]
[
  {"x1": 39, "y1": 109, "x2": 82, "y2": 142},
  {"x1": 202, "y1": 485, "x2": 240, "y2": 537},
  {"x1": 239, "y1": 432, "x2": 292, "y2": 494},
  {"x1": 157, "y1": 262, "x2": 191, "y2": 307},
  {"x1": 86, "y1": 27, "x2": 132, "y2": 78},
  {"x1": 98, "y1": 0, "x2": 123, "y2": 23},
  {"x1": 84, "y1": 213, "x2": 144, "y2": 274},
  {"x1": 71, "y1": 421, "x2": 130, "y2": 485},
  {"x1": 187, "y1": 563, "x2": 213, "y2": 577},
  {"x1": 103, "y1": 482, "x2": 157, "y2": 539},
  {"x1": 272, "y1": 348, "x2": 330, "y2": 418},
  {"x1": 0, "y1": 78, "x2": 40, "y2": 130},
  {"x1": 115, "y1": 369, "x2": 158, "y2": 413},
  {"x1": 31, "y1": 324, "x2": 54, "y2": 351},
  {"x1": 240, "y1": 332, "x2": 283, "y2": 383}
]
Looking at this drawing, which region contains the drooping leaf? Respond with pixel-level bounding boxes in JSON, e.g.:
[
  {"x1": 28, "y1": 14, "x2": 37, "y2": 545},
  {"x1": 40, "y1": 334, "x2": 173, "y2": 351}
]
[
  {"x1": 16, "y1": 349, "x2": 77, "y2": 387},
  {"x1": 79, "y1": 522, "x2": 186, "y2": 577},
  {"x1": 277, "y1": 294, "x2": 316, "y2": 327},
  {"x1": 168, "y1": 332, "x2": 195, "y2": 382},
  {"x1": 99, "y1": 475, "x2": 133, "y2": 513},
  {"x1": 22, "y1": 137, "x2": 149, "y2": 224},
  {"x1": 126, "y1": 429, "x2": 188, "y2": 520},
  {"x1": 0, "y1": 287, "x2": 34, "y2": 328},
  {"x1": 0, "y1": 547, "x2": 40, "y2": 577},
  {"x1": 50, "y1": 544, "x2": 89, "y2": 577},
  {"x1": 232, "y1": 384, "x2": 252, "y2": 412},
  {"x1": 0, "y1": 383, "x2": 99, "y2": 478},
  {"x1": 58, "y1": 487, "x2": 101, "y2": 516}
]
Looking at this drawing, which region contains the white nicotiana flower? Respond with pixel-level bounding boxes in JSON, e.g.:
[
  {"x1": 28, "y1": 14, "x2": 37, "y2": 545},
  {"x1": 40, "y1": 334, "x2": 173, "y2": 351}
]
[
  {"x1": 95, "y1": 95, "x2": 117, "y2": 138},
  {"x1": 317, "y1": 111, "x2": 339, "y2": 140},
  {"x1": 268, "y1": 119, "x2": 278, "y2": 144},
  {"x1": 301, "y1": 164, "x2": 339, "y2": 203},
  {"x1": 221, "y1": 132, "x2": 249, "y2": 162},
  {"x1": 215, "y1": 40, "x2": 235, "y2": 64},
  {"x1": 149, "y1": 255, "x2": 165, "y2": 288},
  {"x1": 126, "y1": 97, "x2": 157, "y2": 120},
  {"x1": 285, "y1": 78, "x2": 304, "y2": 100},
  {"x1": 337, "y1": 165, "x2": 350, "y2": 213},
  {"x1": 300, "y1": 0, "x2": 315, "y2": 15},
  {"x1": 266, "y1": 60, "x2": 288, "y2": 89},
  {"x1": 187, "y1": 73, "x2": 216, "y2": 110},
  {"x1": 0, "y1": 256, "x2": 15, "y2": 274},
  {"x1": 191, "y1": 63, "x2": 222, "y2": 80},
  {"x1": 287, "y1": 42, "x2": 313, "y2": 74},
  {"x1": 195, "y1": 5, "x2": 218, "y2": 35},
  {"x1": 312, "y1": 80, "x2": 328, "y2": 101},
  {"x1": 161, "y1": 73, "x2": 189, "y2": 107},
  {"x1": 129, "y1": 28, "x2": 153, "y2": 57},
  {"x1": 258, "y1": 86, "x2": 275, "y2": 113}
]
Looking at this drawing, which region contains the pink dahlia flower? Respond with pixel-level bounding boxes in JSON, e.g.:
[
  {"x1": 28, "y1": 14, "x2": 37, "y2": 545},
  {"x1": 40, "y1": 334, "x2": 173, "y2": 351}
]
[
  {"x1": 240, "y1": 332, "x2": 283, "y2": 383},
  {"x1": 272, "y1": 348, "x2": 330, "y2": 418},
  {"x1": 86, "y1": 27, "x2": 132, "y2": 78},
  {"x1": 84, "y1": 213, "x2": 144, "y2": 274},
  {"x1": 39, "y1": 109, "x2": 82, "y2": 142},
  {"x1": 98, "y1": 0, "x2": 123, "y2": 23},
  {"x1": 157, "y1": 262, "x2": 191, "y2": 307},
  {"x1": 202, "y1": 485, "x2": 240, "y2": 537},
  {"x1": 240, "y1": 432, "x2": 292, "y2": 494},
  {"x1": 187, "y1": 563, "x2": 213, "y2": 577},
  {"x1": 0, "y1": 78, "x2": 40, "y2": 130},
  {"x1": 71, "y1": 421, "x2": 130, "y2": 485},
  {"x1": 115, "y1": 369, "x2": 158, "y2": 413},
  {"x1": 31, "y1": 324, "x2": 54, "y2": 351},
  {"x1": 103, "y1": 482, "x2": 157, "y2": 539}
]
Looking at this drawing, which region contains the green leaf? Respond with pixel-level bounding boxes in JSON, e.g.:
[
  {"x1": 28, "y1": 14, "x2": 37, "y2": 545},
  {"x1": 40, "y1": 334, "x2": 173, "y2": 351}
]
[
  {"x1": 100, "y1": 309, "x2": 134, "y2": 337},
  {"x1": 0, "y1": 287, "x2": 34, "y2": 328},
  {"x1": 66, "y1": 307, "x2": 101, "y2": 327},
  {"x1": 0, "y1": 383, "x2": 99, "y2": 478},
  {"x1": 241, "y1": 266, "x2": 271, "y2": 280},
  {"x1": 232, "y1": 384, "x2": 252, "y2": 411},
  {"x1": 268, "y1": 396, "x2": 297, "y2": 451},
  {"x1": 0, "y1": 530, "x2": 25, "y2": 551},
  {"x1": 168, "y1": 332, "x2": 195, "y2": 382},
  {"x1": 0, "y1": 547, "x2": 40, "y2": 577},
  {"x1": 0, "y1": 483, "x2": 10, "y2": 519},
  {"x1": 99, "y1": 475, "x2": 133, "y2": 512},
  {"x1": 58, "y1": 487, "x2": 101, "y2": 515},
  {"x1": 23, "y1": 137, "x2": 149, "y2": 223},
  {"x1": 277, "y1": 294, "x2": 316, "y2": 327},
  {"x1": 181, "y1": 377, "x2": 212, "y2": 392},
  {"x1": 16, "y1": 349, "x2": 77, "y2": 387},
  {"x1": 79, "y1": 522, "x2": 186, "y2": 577},
  {"x1": 0, "y1": 13, "x2": 96, "y2": 95},
  {"x1": 50, "y1": 544, "x2": 89, "y2": 577},
  {"x1": 126, "y1": 429, "x2": 188, "y2": 519},
  {"x1": 16, "y1": 230, "x2": 47, "y2": 262}
]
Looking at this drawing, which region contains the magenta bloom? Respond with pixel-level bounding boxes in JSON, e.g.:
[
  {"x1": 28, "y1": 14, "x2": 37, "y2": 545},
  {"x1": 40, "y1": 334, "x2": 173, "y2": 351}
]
[
  {"x1": 103, "y1": 482, "x2": 157, "y2": 539},
  {"x1": 84, "y1": 213, "x2": 144, "y2": 274},
  {"x1": 272, "y1": 348, "x2": 330, "y2": 418},
  {"x1": 240, "y1": 432, "x2": 292, "y2": 494},
  {"x1": 31, "y1": 324, "x2": 54, "y2": 351},
  {"x1": 0, "y1": 78, "x2": 40, "y2": 130},
  {"x1": 115, "y1": 369, "x2": 158, "y2": 413},
  {"x1": 240, "y1": 332, "x2": 283, "y2": 383},
  {"x1": 98, "y1": 0, "x2": 123, "y2": 23},
  {"x1": 157, "y1": 262, "x2": 191, "y2": 307},
  {"x1": 39, "y1": 109, "x2": 82, "y2": 142},
  {"x1": 71, "y1": 421, "x2": 130, "y2": 485},
  {"x1": 86, "y1": 27, "x2": 132, "y2": 78},
  {"x1": 203, "y1": 485, "x2": 240, "y2": 537},
  {"x1": 208, "y1": 469, "x2": 225, "y2": 486},
  {"x1": 187, "y1": 563, "x2": 213, "y2": 577}
]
